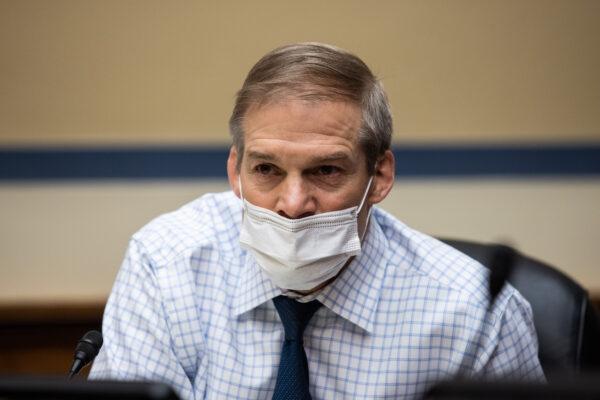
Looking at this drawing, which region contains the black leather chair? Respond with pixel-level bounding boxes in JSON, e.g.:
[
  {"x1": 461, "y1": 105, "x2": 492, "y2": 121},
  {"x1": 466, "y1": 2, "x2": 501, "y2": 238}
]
[{"x1": 441, "y1": 238, "x2": 600, "y2": 378}]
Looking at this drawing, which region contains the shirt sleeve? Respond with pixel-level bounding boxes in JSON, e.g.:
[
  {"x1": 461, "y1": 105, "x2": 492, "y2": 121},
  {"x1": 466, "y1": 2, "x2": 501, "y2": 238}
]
[
  {"x1": 88, "y1": 238, "x2": 196, "y2": 399},
  {"x1": 473, "y1": 289, "x2": 546, "y2": 381}
]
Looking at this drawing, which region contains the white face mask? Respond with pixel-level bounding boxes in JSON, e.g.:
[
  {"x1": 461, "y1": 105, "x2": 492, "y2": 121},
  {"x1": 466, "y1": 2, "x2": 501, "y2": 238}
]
[{"x1": 238, "y1": 176, "x2": 373, "y2": 291}]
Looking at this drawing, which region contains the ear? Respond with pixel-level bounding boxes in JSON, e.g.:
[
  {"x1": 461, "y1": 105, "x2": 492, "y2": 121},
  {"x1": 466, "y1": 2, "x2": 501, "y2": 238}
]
[
  {"x1": 227, "y1": 146, "x2": 241, "y2": 198},
  {"x1": 368, "y1": 150, "x2": 395, "y2": 205}
]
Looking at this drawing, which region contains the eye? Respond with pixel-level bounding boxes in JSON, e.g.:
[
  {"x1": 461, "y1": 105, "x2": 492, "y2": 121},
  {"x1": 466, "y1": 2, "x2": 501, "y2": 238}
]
[
  {"x1": 315, "y1": 165, "x2": 341, "y2": 176},
  {"x1": 253, "y1": 163, "x2": 276, "y2": 175}
]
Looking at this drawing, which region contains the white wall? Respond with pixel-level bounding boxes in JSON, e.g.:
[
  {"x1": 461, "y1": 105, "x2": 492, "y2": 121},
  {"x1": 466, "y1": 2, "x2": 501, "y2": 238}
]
[{"x1": 1, "y1": 179, "x2": 598, "y2": 304}]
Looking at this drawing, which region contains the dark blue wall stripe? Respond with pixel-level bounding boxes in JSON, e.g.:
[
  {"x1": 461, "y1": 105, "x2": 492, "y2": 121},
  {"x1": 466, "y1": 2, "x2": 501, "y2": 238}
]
[
  {"x1": 1, "y1": 145, "x2": 599, "y2": 180},
  {"x1": 0, "y1": 147, "x2": 230, "y2": 180},
  {"x1": 392, "y1": 145, "x2": 600, "y2": 177}
]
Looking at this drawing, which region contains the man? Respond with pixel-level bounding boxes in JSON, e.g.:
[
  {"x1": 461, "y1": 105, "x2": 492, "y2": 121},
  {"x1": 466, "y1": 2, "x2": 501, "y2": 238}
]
[{"x1": 90, "y1": 43, "x2": 544, "y2": 399}]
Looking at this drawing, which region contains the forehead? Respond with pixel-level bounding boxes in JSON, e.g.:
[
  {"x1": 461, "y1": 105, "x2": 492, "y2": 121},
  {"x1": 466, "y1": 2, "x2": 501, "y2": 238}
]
[{"x1": 242, "y1": 99, "x2": 362, "y2": 148}]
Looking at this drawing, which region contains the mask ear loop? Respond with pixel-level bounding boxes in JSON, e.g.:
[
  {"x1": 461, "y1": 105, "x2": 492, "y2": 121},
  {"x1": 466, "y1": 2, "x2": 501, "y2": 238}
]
[
  {"x1": 357, "y1": 176, "x2": 374, "y2": 215},
  {"x1": 357, "y1": 175, "x2": 375, "y2": 241},
  {"x1": 238, "y1": 176, "x2": 245, "y2": 202},
  {"x1": 238, "y1": 176, "x2": 250, "y2": 218}
]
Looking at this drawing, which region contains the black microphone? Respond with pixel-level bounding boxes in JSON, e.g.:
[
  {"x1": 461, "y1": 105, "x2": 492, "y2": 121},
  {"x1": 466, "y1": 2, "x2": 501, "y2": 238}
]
[{"x1": 68, "y1": 330, "x2": 103, "y2": 379}]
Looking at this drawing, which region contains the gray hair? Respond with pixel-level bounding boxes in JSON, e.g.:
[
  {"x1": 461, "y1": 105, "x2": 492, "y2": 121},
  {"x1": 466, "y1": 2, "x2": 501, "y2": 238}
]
[{"x1": 229, "y1": 42, "x2": 393, "y2": 174}]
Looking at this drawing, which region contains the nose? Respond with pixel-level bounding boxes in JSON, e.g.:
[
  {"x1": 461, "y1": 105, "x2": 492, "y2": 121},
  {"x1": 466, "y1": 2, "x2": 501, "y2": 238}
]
[{"x1": 276, "y1": 175, "x2": 316, "y2": 219}]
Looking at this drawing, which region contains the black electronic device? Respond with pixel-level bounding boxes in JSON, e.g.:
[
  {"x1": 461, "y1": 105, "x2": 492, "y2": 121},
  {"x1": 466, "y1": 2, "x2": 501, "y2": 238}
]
[
  {"x1": 0, "y1": 377, "x2": 180, "y2": 400},
  {"x1": 426, "y1": 377, "x2": 600, "y2": 400}
]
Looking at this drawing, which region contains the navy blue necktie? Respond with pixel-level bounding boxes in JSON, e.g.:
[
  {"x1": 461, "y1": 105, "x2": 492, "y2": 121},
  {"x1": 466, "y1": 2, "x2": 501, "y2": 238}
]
[{"x1": 272, "y1": 295, "x2": 322, "y2": 400}]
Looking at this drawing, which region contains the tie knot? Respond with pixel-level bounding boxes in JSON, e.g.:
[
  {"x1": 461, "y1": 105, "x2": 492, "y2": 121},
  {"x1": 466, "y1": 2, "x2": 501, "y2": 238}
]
[{"x1": 273, "y1": 296, "x2": 322, "y2": 341}]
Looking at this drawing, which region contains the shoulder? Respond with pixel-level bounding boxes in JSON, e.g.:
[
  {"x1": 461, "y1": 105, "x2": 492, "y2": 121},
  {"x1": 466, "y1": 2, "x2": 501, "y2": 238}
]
[
  {"x1": 131, "y1": 191, "x2": 243, "y2": 267},
  {"x1": 371, "y1": 208, "x2": 539, "y2": 360},
  {"x1": 372, "y1": 207, "x2": 510, "y2": 315}
]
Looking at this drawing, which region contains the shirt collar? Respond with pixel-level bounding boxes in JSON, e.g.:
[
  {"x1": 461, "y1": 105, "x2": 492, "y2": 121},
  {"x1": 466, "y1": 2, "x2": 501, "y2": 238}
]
[
  {"x1": 232, "y1": 210, "x2": 390, "y2": 333},
  {"x1": 232, "y1": 252, "x2": 282, "y2": 316},
  {"x1": 313, "y1": 214, "x2": 389, "y2": 333}
]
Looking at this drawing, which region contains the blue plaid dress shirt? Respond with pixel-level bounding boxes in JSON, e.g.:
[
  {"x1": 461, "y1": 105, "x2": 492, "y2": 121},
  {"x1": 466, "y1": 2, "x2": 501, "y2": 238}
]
[{"x1": 89, "y1": 191, "x2": 544, "y2": 399}]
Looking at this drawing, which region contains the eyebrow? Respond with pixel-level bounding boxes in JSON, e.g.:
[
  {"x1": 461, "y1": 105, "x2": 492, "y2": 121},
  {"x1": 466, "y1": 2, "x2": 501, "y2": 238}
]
[
  {"x1": 246, "y1": 150, "x2": 280, "y2": 162},
  {"x1": 246, "y1": 150, "x2": 352, "y2": 164},
  {"x1": 308, "y1": 151, "x2": 352, "y2": 164}
]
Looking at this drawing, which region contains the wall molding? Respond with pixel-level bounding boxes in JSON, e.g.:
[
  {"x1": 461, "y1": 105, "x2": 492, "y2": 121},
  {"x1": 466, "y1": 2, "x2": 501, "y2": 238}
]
[{"x1": 1, "y1": 144, "x2": 600, "y2": 180}]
